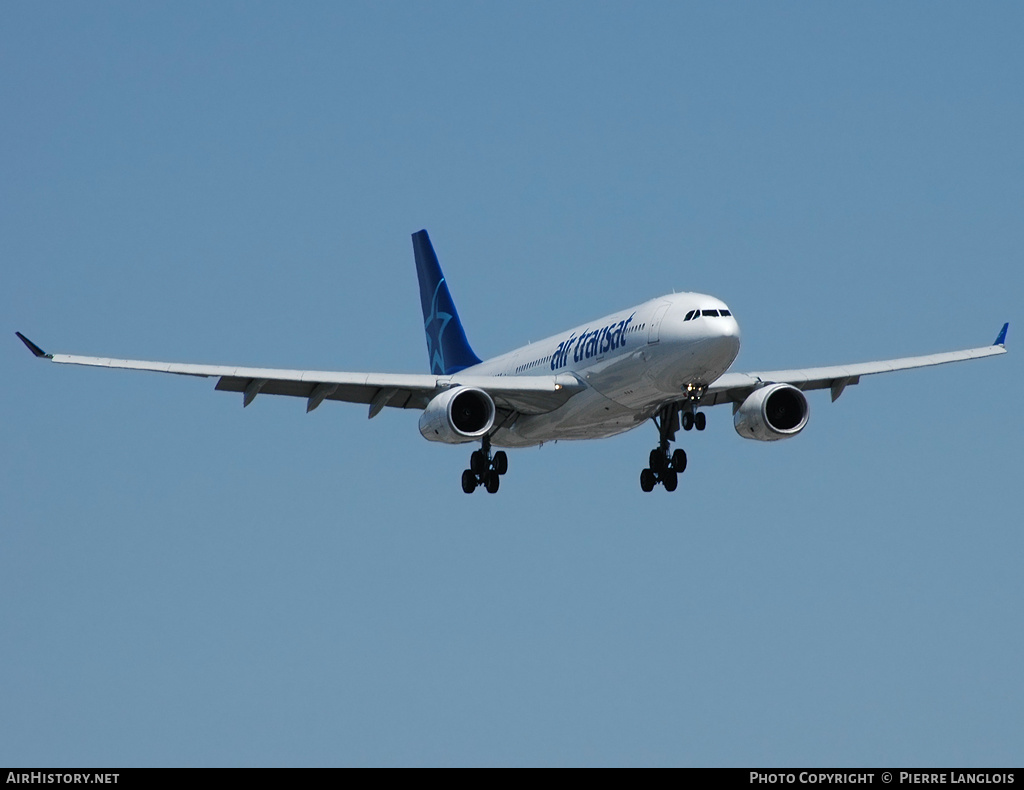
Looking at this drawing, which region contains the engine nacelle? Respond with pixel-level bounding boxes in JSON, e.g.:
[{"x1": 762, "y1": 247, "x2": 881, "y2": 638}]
[
  {"x1": 418, "y1": 386, "x2": 496, "y2": 444},
  {"x1": 733, "y1": 383, "x2": 809, "y2": 441}
]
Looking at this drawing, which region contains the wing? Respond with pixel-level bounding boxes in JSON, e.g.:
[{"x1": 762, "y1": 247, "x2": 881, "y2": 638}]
[
  {"x1": 14, "y1": 333, "x2": 584, "y2": 417},
  {"x1": 704, "y1": 324, "x2": 1009, "y2": 406}
]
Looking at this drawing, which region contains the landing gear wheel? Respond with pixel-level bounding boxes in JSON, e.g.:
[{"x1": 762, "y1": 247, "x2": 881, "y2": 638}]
[
  {"x1": 644, "y1": 402, "x2": 694, "y2": 489},
  {"x1": 464, "y1": 440, "x2": 509, "y2": 493},
  {"x1": 695, "y1": 412, "x2": 706, "y2": 431}
]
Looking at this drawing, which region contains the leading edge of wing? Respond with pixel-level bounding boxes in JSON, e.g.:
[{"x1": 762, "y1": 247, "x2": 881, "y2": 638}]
[
  {"x1": 16, "y1": 335, "x2": 584, "y2": 415},
  {"x1": 706, "y1": 331, "x2": 1008, "y2": 405}
]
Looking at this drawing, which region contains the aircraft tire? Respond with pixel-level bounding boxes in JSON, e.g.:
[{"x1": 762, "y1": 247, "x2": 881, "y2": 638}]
[
  {"x1": 681, "y1": 412, "x2": 694, "y2": 431},
  {"x1": 640, "y1": 468, "x2": 656, "y2": 492},
  {"x1": 485, "y1": 470, "x2": 500, "y2": 494},
  {"x1": 662, "y1": 469, "x2": 678, "y2": 492},
  {"x1": 672, "y1": 448, "x2": 687, "y2": 473},
  {"x1": 494, "y1": 451, "x2": 508, "y2": 475},
  {"x1": 470, "y1": 450, "x2": 487, "y2": 475},
  {"x1": 649, "y1": 449, "x2": 665, "y2": 473},
  {"x1": 462, "y1": 469, "x2": 477, "y2": 494},
  {"x1": 695, "y1": 412, "x2": 706, "y2": 431}
]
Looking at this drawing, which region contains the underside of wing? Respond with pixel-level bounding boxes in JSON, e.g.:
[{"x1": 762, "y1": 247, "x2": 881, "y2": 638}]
[
  {"x1": 705, "y1": 328, "x2": 1008, "y2": 406},
  {"x1": 214, "y1": 370, "x2": 584, "y2": 415},
  {"x1": 15, "y1": 334, "x2": 584, "y2": 416}
]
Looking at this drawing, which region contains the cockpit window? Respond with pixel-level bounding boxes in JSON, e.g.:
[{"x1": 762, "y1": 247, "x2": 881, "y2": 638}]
[
  {"x1": 702, "y1": 309, "x2": 720, "y2": 317},
  {"x1": 720, "y1": 309, "x2": 731, "y2": 316},
  {"x1": 684, "y1": 310, "x2": 696, "y2": 321}
]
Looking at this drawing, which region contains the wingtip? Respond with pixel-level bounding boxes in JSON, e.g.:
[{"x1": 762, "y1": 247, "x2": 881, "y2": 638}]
[
  {"x1": 15, "y1": 332, "x2": 51, "y2": 358},
  {"x1": 994, "y1": 323, "x2": 1009, "y2": 347}
]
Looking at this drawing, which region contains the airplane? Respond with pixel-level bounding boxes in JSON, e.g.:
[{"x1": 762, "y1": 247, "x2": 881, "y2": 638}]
[{"x1": 16, "y1": 229, "x2": 1009, "y2": 494}]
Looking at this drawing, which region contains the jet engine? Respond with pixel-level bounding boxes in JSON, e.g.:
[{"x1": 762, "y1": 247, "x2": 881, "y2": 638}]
[
  {"x1": 418, "y1": 386, "x2": 496, "y2": 444},
  {"x1": 733, "y1": 383, "x2": 809, "y2": 441}
]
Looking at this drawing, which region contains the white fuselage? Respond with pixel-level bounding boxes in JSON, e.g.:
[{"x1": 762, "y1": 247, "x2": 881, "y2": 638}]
[{"x1": 464, "y1": 293, "x2": 741, "y2": 448}]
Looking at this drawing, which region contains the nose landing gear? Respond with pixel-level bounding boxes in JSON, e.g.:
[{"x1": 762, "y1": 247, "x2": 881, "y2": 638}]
[
  {"x1": 681, "y1": 410, "x2": 706, "y2": 432},
  {"x1": 461, "y1": 436, "x2": 508, "y2": 494}
]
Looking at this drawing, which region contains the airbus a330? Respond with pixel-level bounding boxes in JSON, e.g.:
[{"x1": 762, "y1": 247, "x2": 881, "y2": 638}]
[{"x1": 17, "y1": 230, "x2": 1009, "y2": 493}]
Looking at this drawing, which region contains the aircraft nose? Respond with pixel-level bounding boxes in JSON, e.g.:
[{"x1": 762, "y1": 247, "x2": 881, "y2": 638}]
[
  {"x1": 705, "y1": 313, "x2": 741, "y2": 364},
  {"x1": 721, "y1": 314, "x2": 740, "y2": 340}
]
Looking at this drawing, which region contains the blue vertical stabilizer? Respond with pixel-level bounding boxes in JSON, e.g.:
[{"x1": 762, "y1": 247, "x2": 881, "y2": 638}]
[{"x1": 412, "y1": 230, "x2": 483, "y2": 375}]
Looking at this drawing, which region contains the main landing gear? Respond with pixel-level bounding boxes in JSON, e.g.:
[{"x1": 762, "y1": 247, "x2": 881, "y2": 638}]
[
  {"x1": 640, "y1": 400, "x2": 705, "y2": 493},
  {"x1": 462, "y1": 436, "x2": 508, "y2": 494}
]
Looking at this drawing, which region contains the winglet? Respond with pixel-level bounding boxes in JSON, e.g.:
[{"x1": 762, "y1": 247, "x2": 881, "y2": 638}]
[
  {"x1": 15, "y1": 332, "x2": 52, "y2": 359},
  {"x1": 994, "y1": 323, "x2": 1009, "y2": 347}
]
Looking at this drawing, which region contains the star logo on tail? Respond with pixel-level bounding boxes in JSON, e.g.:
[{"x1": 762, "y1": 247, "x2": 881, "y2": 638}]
[{"x1": 425, "y1": 279, "x2": 453, "y2": 374}]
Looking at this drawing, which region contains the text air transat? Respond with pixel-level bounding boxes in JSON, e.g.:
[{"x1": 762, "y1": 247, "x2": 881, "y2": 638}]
[{"x1": 16, "y1": 230, "x2": 1009, "y2": 494}]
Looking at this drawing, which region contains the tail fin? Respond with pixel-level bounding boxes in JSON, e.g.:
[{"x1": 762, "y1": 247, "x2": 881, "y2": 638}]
[{"x1": 412, "y1": 230, "x2": 482, "y2": 375}]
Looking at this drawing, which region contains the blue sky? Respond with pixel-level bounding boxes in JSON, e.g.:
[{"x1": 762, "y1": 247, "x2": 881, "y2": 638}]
[{"x1": 2, "y1": 1, "x2": 1021, "y2": 767}]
